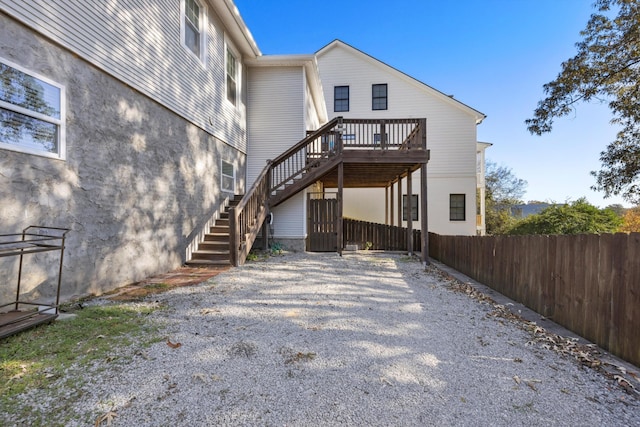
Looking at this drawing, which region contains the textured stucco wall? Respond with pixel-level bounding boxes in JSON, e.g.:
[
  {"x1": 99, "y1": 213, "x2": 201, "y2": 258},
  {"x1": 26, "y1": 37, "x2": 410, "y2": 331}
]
[{"x1": 0, "y1": 14, "x2": 245, "y2": 304}]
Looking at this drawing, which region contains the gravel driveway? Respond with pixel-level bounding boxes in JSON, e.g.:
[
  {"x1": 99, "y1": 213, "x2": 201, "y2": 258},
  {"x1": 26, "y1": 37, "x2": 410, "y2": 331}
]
[{"x1": 15, "y1": 252, "x2": 640, "y2": 426}]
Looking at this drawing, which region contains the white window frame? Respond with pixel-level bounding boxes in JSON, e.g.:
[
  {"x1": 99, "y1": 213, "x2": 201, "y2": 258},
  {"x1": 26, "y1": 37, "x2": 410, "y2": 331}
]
[
  {"x1": 221, "y1": 159, "x2": 235, "y2": 193},
  {"x1": 180, "y1": 0, "x2": 207, "y2": 65},
  {"x1": 0, "y1": 57, "x2": 66, "y2": 160},
  {"x1": 225, "y1": 38, "x2": 240, "y2": 107}
]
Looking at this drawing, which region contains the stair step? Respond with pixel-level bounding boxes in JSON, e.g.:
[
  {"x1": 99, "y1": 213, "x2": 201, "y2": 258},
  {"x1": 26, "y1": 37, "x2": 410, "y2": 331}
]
[
  {"x1": 185, "y1": 259, "x2": 231, "y2": 267},
  {"x1": 198, "y1": 241, "x2": 228, "y2": 251},
  {"x1": 204, "y1": 233, "x2": 229, "y2": 242},
  {"x1": 191, "y1": 250, "x2": 230, "y2": 261},
  {"x1": 215, "y1": 218, "x2": 229, "y2": 226},
  {"x1": 210, "y1": 225, "x2": 229, "y2": 234}
]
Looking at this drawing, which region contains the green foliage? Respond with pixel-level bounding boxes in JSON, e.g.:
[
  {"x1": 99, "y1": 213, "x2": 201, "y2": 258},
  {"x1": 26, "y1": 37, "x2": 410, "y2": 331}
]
[
  {"x1": 485, "y1": 204, "x2": 520, "y2": 235},
  {"x1": 484, "y1": 161, "x2": 528, "y2": 235},
  {"x1": 507, "y1": 198, "x2": 622, "y2": 235},
  {"x1": 526, "y1": 0, "x2": 640, "y2": 204}
]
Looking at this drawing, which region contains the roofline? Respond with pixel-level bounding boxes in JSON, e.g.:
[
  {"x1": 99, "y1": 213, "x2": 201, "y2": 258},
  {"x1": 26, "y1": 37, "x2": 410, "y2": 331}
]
[
  {"x1": 213, "y1": 0, "x2": 261, "y2": 58},
  {"x1": 245, "y1": 55, "x2": 328, "y2": 123},
  {"x1": 316, "y1": 39, "x2": 486, "y2": 124}
]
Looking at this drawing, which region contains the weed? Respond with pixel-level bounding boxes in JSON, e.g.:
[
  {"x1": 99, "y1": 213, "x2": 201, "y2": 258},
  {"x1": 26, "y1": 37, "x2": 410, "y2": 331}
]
[
  {"x1": 364, "y1": 241, "x2": 373, "y2": 250},
  {"x1": 270, "y1": 241, "x2": 284, "y2": 255},
  {"x1": 0, "y1": 303, "x2": 161, "y2": 421}
]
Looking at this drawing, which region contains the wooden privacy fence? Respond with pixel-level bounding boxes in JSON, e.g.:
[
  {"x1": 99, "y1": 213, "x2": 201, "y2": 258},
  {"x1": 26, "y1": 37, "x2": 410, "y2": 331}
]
[
  {"x1": 344, "y1": 218, "x2": 421, "y2": 252},
  {"x1": 428, "y1": 232, "x2": 640, "y2": 367}
]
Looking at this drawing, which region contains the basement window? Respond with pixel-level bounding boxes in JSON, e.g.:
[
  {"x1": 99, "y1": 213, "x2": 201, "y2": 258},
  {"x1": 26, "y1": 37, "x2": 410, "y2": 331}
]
[
  {"x1": 221, "y1": 160, "x2": 235, "y2": 193},
  {"x1": 0, "y1": 57, "x2": 65, "y2": 160}
]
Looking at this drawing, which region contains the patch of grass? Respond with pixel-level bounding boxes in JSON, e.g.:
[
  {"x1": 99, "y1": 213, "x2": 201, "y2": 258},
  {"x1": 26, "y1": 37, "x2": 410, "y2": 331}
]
[{"x1": 0, "y1": 303, "x2": 161, "y2": 418}]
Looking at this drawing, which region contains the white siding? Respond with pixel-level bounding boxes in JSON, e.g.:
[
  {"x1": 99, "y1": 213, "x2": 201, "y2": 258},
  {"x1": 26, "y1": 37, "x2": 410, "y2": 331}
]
[
  {"x1": 247, "y1": 66, "x2": 306, "y2": 238},
  {"x1": 0, "y1": 0, "x2": 248, "y2": 151},
  {"x1": 318, "y1": 44, "x2": 481, "y2": 235}
]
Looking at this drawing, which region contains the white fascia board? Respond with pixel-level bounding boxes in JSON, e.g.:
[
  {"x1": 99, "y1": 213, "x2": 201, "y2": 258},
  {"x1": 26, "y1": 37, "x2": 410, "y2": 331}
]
[
  {"x1": 213, "y1": 0, "x2": 261, "y2": 58},
  {"x1": 317, "y1": 40, "x2": 486, "y2": 124},
  {"x1": 246, "y1": 55, "x2": 328, "y2": 123}
]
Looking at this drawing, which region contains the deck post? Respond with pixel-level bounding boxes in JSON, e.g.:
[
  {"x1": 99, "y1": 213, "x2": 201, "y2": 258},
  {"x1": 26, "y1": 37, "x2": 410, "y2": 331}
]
[
  {"x1": 396, "y1": 176, "x2": 402, "y2": 228},
  {"x1": 229, "y1": 206, "x2": 238, "y2": 267},
  {"x1": 406, "y1": 169, "x2": 413, "y2": 256},
  {"x1": 390, "y1": 182, "x2": 395, "y2": 226},
  {"x1": 337, "y1": 162, "x2": 344, "y2": 255},
  {"x1": 420, "y1": 163, "x2": 429, "y2": 265},
  {"x1": 385, "y1": 186, "x2": 389, "y2": 225}
]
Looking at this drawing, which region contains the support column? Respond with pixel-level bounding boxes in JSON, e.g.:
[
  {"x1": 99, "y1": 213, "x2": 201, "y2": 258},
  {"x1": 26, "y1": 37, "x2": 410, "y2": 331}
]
[
  {"x1": 385, "y1": 186, "x2": 389, "y2": 225},
  {"x1": 390, "y1": 183, "x2": 395, "y2": 226},
  {"x1": 420, "y1": 163, "x2": 429, "y2": 265},
  {"x1": 397, "y1": 177, "x2": 402, "y2": 228},
  {"x1": 406, "y1": 169, "x2": 413, "y2": 256},
  {"x1": 337, "y1": 162, "x2": 344, "y2": 256}
]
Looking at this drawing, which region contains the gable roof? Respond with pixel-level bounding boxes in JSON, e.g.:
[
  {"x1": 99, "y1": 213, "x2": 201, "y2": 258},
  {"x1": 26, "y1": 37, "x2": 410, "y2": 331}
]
[{"x1": 316, "y1": 40, "x2": 486, "y2": 124}]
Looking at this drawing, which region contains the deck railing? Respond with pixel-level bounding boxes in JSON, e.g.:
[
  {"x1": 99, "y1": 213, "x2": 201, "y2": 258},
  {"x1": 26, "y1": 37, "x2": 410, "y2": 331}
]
[{"x1": 229, "y1": 117, "x2": 426, "y2": 266}]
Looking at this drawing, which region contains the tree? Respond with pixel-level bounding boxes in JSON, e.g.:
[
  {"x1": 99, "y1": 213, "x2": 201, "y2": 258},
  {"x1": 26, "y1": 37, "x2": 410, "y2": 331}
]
[
  {"x1": 484, "y1": 161, "x2": 527, "y2": 235},
  {"x1": 605, "y1": 203, "x2": 626, "y2": 217},
  {"x1": 507, "y1": 198, "x2": 622, "y2": 235},
  {"x1": 620, "y1": 206, "x2": 640, "y2": 232},
  {"x1": 526, "y1": 0, "x2": 640, "y2": 204}
]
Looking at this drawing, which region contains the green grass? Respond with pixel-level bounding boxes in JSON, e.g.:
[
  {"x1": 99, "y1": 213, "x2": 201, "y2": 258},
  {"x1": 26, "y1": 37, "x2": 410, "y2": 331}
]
[{"x1": 0, "y1": 302, "x2": 162, "y2": 422}]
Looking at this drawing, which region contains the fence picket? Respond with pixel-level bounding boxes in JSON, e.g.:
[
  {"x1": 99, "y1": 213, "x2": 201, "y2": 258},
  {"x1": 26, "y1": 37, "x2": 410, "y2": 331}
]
[{"x1": 428, "y1": 232, "x2": 640, "y2": 367}]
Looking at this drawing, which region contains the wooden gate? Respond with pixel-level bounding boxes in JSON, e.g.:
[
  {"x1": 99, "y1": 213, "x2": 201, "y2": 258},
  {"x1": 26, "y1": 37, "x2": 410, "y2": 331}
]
[{"x1": 307, "y1": 196, "x2": 338, "y2": 252}]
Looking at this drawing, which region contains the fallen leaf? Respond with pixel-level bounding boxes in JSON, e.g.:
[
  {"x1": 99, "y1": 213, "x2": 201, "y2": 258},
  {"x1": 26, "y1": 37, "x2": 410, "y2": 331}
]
[
  {"x1": 526, "y1": 381, "x2": 538, "y2": 391},
  {"x1": 513, "y1": 375, "x2": 521, "y2": 385},
  {"x1": 192, "y1": 373, "x2": 207, "y2": 383},
  {"x1": 95, "y1": 411, "x2": 117, "y2": 426},
  {"x1": 167, "y1": 339, "x2": 181, "y2": 349}
]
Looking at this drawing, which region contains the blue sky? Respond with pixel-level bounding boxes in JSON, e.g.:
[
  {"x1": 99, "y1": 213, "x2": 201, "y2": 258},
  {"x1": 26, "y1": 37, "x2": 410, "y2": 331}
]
[{"x1": 234, "y1": 0, "x2": 629, "y2": 208}]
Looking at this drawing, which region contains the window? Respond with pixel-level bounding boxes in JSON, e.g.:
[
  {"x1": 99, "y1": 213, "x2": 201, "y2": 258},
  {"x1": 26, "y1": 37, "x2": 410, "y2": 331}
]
[
  {"x1": 334, "y1": 86, "x2": 349, "y2": 112},
  {"x1": 450, "y1": 194, "x2": 466, "y2": 221},
  {"x1": 221, "y1": 160, "x2": 235, "y2": 193},
  {"x1": 0, "y1": 58, "x2": 65, "y2": 159},
  {"x1": 226, "y1": 47, "x2": 237, "y2": 105},
  {"x1": 403, "y1": 195, "x2": 418, "y2": 221},
  {"x1": 182, "y1": 0, "x2": 206, "y2": 61},
  {"x1": 372, "y1": 83, "x2": 387, "y2": 110}
]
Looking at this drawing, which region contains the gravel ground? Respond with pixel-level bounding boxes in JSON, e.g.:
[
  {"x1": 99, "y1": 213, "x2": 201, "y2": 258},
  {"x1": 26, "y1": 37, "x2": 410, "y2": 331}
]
[{"x1": 8, "y1": 252, "x2": 640, "y2": 426}]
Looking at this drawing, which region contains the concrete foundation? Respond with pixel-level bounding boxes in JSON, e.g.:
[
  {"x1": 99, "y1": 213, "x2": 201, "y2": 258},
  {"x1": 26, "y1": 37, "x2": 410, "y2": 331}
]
[{"x1": 0, "y1": 15, "x2": 245, "y2": 304}]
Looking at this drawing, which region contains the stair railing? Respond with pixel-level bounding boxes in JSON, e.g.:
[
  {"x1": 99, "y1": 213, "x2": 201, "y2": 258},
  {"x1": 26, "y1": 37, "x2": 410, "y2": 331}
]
[
  {"x1": 228, "y1": 117, "x2": 344, "y2": 266},
  {"x1": 229, "y1": 117, "x2": 425, "y2": 266}
]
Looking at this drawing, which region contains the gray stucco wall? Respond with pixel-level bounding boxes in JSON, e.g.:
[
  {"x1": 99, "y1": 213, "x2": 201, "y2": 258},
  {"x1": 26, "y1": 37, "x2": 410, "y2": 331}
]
[{"x1": 0, "y1": 14, "x2": 245, "y2": 305}]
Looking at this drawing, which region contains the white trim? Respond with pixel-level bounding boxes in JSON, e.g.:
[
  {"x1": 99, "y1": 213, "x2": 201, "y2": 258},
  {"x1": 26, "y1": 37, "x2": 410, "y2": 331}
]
[
  {"x1": 224, "y1": 35, "x2": 240, "y2": 108},
  {"x1": 0, "y1": 56, "x2": 66, "y2": 160},
  {"x1": 221, "y1": 159, "x2": 235, "y2": 193},
  {"x1": 180, "y1": 0, "x2": 208, "y2": 67}
]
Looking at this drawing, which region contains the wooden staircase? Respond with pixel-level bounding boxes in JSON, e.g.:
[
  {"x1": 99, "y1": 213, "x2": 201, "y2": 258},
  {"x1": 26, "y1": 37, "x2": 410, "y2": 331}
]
[
  {"x1": 185, "y1": 195, "x2": 242, "y2": 267},
  {"x1": 185, "y1": 117, "x2": 427, "y2": 267}
]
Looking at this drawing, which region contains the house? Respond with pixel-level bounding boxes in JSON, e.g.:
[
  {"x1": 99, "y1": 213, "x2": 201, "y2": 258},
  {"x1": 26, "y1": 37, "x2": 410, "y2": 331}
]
[
  {"x1": 0, "y1": 1, "x2": 487, "y2": 307},
  {"x1": 0, "y1": 0, "x2": 259, "y2": 303},
  {"x1": 314, "y1": 40, "x2": 487, "y2": 237}
]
